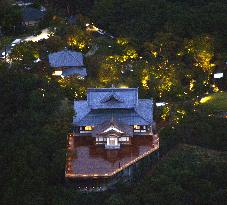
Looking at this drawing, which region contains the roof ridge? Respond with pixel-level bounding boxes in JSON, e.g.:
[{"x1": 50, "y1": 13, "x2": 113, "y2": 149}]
[
  {"x1": 66, "y1": 50, "x2": 83, "y2": 66},
  {"x1": 87, "y1": 88, "x2": 138, "y2": 91}
]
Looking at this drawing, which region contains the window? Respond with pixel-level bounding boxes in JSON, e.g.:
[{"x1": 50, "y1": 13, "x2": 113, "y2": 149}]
[
  {"x1": 120, "y1": 137, "x2": 129, "y2": 141},
  {"x1": 85, "y1": 126, "x2": 92, "y2": 131},
  {"x1": 134, "y1": 125, "x2": 140, "y2": 129},
  {"x1": 52, "y1": 70, "x2": 62, "y2": 76},
  {"x1": 141, "y1": 126, "x2": 147, "y2": 132},
  {"x1": 107, "y1": 138, "x2": 118, "y2": 146},
  {"x1": 134, "y1": 125, "x2": 147, "y2": 133}
]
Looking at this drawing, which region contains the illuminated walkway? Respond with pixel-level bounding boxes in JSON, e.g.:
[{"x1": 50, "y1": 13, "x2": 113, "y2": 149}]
[{"x1": 24, "y1": 28, "x2": 50, "y2": 42}]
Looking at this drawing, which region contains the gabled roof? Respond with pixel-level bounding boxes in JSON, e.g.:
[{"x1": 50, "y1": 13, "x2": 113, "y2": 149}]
[
  {"x1": 87, "y1": 88, "x2": 138, "y2": 109},
  {"x1": 100, "y1": 93, "x2": 124, "y2": 103},
  {"x1": 73, "y1": 87, "x2": 153, "y2": 127},
  {"x1": 92, "y1": 119, "x2": 133, "y2": 138},
  {"x1": 22, "y1": 7, "x2": 44, "y2": 22},
  {"x1": 48, "y1": 50, "x2": 84, "y2": 68}
]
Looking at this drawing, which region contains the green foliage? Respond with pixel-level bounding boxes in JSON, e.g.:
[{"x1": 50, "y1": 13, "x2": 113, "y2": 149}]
[
  {"x1": 74, "y1": 145, "x2": 227, "y2": 205},
  {"x1": 0, "y1": 36, "x2": 12, "y2": 50},
  {"x1": 44, "y1": 0, "x2": 94, "y2": 16},
  {"x1": 67, "y1": 25, "x2": 94, "y2": 52},
  {"x1": 1, "y1": 1, "x2": 227, "y2": 204},
  {"x1": 44, "y1": 35, "x2": 66, "y2": 53},
  {"x1": 93, "y1": 0, "x2": 227, "y2": 44},
  {"x1": 199, "y1": 92, "x2": 227, "y2": 112},
  {"x1": 160, "y1": 112, "x2": 227, "y2": 152},
  {"x1": 0, "y1": 0, "x2": 22, "y2": 34},
  {"x1": 9, "y1": 41, "x2": 40, "y2": 67},
  {"x1": 105, "y1": 194, "x2": 125, "y2": 205},
  {"x1": 0, "y1": 64, "x2": 75, "y2": 205},
  {"x1": 134, "y1": 145, "x2": 227, "y2": 205}
]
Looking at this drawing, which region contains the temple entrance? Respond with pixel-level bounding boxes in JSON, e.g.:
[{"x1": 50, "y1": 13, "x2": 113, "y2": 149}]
[
  {"x1": 92, "y1": 119, "x2": 133, "y2": 149},
  {"x1": 106, "y1": 136, "x2": 120, "y2": 149},
  {"x1": 108, "y1": 137, "x2": 118, "y2": 146}
]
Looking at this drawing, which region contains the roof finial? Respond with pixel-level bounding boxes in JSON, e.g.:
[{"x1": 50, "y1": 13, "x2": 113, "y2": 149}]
[{"x1": 111, "y1": 84, "x2": 115, "y2": 88}]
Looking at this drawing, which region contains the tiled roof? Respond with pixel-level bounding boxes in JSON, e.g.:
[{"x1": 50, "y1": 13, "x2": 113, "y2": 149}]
[
  {"x1": 92, "y1": 119, "x2": 133, "y2": 138},
  {"x1": 48, "y1": 50, "x2": 84, "y2": 68},
  {"x1": 22, "y1": 7, "x2": 44, "y2": 22},
  {"x1": 74, "y1": 106, "x2": 152, "y2": 126},
  {"x1": 136, "y1": 99, "x2": 153, "y2": 123},
  {"x1": 73, "y1": 88, "x2": 153, "y2": 126},
  {"x1": 74, "y1": 101, "x2": 90, "y2": 122},
  {"x1": 87, "y1": 88, "x2": 138, "y2": 109},
  {"x1": 62, "y1": 67, "x2": 87, "y2": 77}
]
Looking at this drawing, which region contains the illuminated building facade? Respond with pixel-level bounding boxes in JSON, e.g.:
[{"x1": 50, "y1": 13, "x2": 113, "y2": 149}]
[
  {"x1": 66, "y1": 88, "x2": 159, "y2": 191},
  {"x1": 74, "y1": 88, "x2": 155, "y2": 145}
]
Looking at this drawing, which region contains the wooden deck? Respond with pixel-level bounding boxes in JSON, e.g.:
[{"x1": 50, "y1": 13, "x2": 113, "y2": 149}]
[{"x1": 65, "y1": 134, "x2": 159, "y2": 178}]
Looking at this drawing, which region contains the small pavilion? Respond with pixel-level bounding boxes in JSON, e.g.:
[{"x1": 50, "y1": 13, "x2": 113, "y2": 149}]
[{"x1": 48, "y1": 49, "x2": 87, "y2": 78}]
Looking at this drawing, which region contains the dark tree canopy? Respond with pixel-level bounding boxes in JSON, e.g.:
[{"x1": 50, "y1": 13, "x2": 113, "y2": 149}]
[{"x1": 1, "y1": 0, "x2": 227, "y2": 204}]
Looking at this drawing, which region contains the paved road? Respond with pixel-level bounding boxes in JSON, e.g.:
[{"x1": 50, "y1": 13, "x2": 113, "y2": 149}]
[{"x1": 1, "y1": 28, "x2": 51, "y2": 59}]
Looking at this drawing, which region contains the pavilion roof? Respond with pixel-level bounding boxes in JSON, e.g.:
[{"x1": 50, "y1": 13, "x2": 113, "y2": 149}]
[
  {"x1": 48, "y1": 50, "x2": 84, "y2": 68},
  {"x1": 22, "y1": 7, "x2": 44, "y2": 22},
  {"x1": 74, "y1": 96, "x2": 153, "y2": 126},
  {"x1": 87, "y1": 88, "x2": 138, "y2": 109}
]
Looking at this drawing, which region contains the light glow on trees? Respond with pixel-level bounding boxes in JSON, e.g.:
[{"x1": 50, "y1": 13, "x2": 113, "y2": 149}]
[
  {"x1": 189, "y1": 79, "x2": 196, "y2": 91},
  {"x1": 116, "y1": 38, "x2": 128, "y2": 46},
  {"x1": 200, "y1": 96, "x2": 212, "y2": 104},
  {"x1": 141, "y1": 68, "x2": 150, "y2": 90}
]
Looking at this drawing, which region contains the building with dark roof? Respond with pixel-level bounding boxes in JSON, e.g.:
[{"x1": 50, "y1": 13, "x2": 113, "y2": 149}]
[
  {"x1": 74, "y1": 88, "x2": 154, "y2": 127},
  {"x1": 66, "y1": 87, "x2": 159, "y2": 191},
  {"x1": 22, "y1": 7, "x2": 44, "y2": 26},
  {"x1": 48, "y1": 49, "x2": 87, "y2": 78}
]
